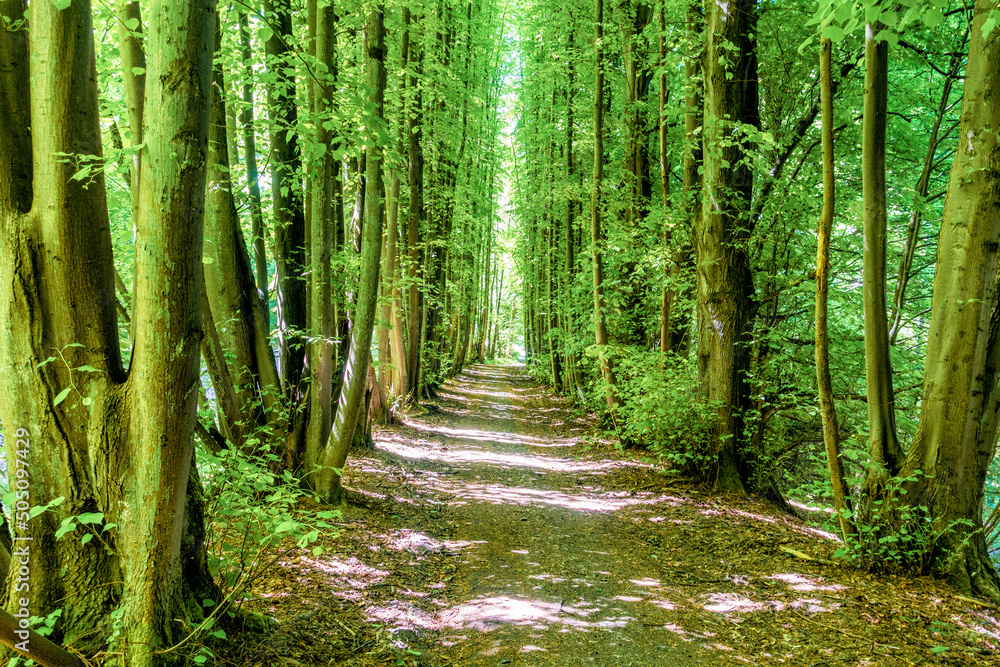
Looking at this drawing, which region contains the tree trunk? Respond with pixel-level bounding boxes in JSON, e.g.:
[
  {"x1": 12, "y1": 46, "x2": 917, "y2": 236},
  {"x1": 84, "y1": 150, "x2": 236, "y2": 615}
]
[
  {"x1": 304, "y1": 0, "x2": 336, "y2": 472},
  {"x1": 0, "y1": 0, "x2": 220, "y2": 663},
  {"x1": 313, "y1": 3, "x2": 387, "y2": 503},
  {"x1": 115, "y1": 0, "x2": 145, "y2": 230},
  {"x1": 665, "y1": 1, "x2": 701, "y2": 355},
  {"x1": 204, "y1": 43, "x2": 280, "y2": 441},
  {"x1": 237, "y1": 9, "x2": 270, "y2": 302},
  {"x1": 590, "y1": 0, "x2": 620, "y2": 425},
  {"x1": 860, "y1": 21, "x2": 903, "y2": 490},
  {"x1": 387, "y1": 172, "x2": 409, "y2": 396},
  {"x1": 562, "y1": 45, "x2": 583, "y2": 398},
  {"x1": 405, "y1": 9, "x2": 425, "y2": 399},
  {"x1": 264, "y1": 0, "x2": 307, "y2": 398},
  {"x1": 546, "y1": 217, "x2": 562, "y2": 388},
  {"x1": 658, "y1": 1, "x2": 670, "y2": 354},
  {"x1": 697, "y1": 0, "x2": 758, "y2": 490},
  {"x1": 892, "y1": 0, "x2": 1000, "y2": 601},
  {"x1": 816, "y1": 32, "x2": 853, "y2": 542}
]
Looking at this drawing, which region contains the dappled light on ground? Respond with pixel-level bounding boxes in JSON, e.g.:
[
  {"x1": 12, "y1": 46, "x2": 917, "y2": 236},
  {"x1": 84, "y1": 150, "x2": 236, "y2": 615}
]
[{"x1": 233, "y1": 365, "x2": 1000, "y2": 666}]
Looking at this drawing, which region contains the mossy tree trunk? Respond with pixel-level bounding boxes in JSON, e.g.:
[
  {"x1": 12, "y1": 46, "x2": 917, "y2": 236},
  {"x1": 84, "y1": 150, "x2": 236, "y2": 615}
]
[
  {"x1": 892, "y1": 0, "x2": 1000, "y2": 601},
  {"x1": 697, "y1": 0, "x2": 758, "y2": 490},
  {"x1": 304, "y1": 0, "x2": 337, "y2": 471},
  {"x1": 0, "y1": 0, "x2": 220, "y2": 664},
  {"x1": 860, "y1": 20, "x2": 904, "y2": 502}
]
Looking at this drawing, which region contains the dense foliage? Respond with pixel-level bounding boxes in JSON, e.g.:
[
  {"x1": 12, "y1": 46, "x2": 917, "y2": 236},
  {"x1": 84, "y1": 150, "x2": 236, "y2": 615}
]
[
  {"x1": 2, "y1": 0, "x2": 1000, "y2": 663},
  {"x1": 508, "y1": 0, "x2": 1000, "y2": 597}
]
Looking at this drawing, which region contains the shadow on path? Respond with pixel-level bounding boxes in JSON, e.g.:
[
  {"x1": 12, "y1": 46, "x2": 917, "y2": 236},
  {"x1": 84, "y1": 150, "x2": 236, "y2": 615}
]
[{"x1": 243, "y1": 364, "x2": 1000, "y2": 667}]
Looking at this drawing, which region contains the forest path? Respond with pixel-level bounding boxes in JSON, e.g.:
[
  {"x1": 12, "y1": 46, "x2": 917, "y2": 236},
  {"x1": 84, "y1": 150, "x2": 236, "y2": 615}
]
[
  {"x1": 234, "y1": 365, "x2": 1000, "y2": 667},
  {"x1": 370, "y1": 363, "x2": 706, "y2": 665}
]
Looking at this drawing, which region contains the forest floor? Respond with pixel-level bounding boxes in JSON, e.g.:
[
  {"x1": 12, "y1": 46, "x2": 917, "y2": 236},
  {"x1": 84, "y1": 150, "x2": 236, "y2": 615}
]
[{"x1": 220, "y1": 364, "x2": 1000, "y2": 667}]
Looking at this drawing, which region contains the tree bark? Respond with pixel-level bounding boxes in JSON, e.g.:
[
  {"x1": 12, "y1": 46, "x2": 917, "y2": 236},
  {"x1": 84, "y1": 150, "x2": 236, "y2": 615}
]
[
  {"x1": 115, "y1": 0, "x2": 145, "y2": 230},
  {"x1": 204, "y1": 38, "x2": 280, "y2": 441},
  {"x1": 816, "y1": 33, "x2": 853, "y2": 542},
  {"x1": 237, "y1": 9, "x2": 270, "y2": 301},
  {"x1": 697, "y1": 0, "x2": 758, "y2": 490},
  {"x1": 860, "y1": 21, "x2": 903, "y2": 491},
  {"x1": 0, "y1": 608, "x2": 82, "y2": 667},
  {"x1": 405, "y1": 8, "x2": 425, "y2": 399},
  {"x1": 658, "y1": 0, "x2": 670, "y2": 354},
  {"x1": 0, "y1": 0, "x2": 220, "y2": 663},
  {"x1": 264, "y1": 0, "x2": 308, "y2": 397},
  {"x1": 665, "y1": 1, "x2": 701, "y2": 355},
  {"x1": 304, "y1": 0, "x2": 336, "y2": 471},
  {"x1": 590, "y1": 0, "x2": 620, "y2": 426},
  {"x1": 893, "y1": 0, "x2": 1000, "y2": 600},
  {"x1": 314, "y1": 2, "x2": 387, "y2": 503},
  {"x1": 386, "y1": 171, "x2": 409, "y2": 396}
]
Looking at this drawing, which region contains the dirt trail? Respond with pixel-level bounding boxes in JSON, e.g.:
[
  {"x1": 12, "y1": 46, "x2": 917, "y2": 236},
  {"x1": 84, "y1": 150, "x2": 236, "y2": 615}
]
[
  {"x1": 379, "y1": 364, "x2": 702, "y2": 665},
  {"x1": 232, "y1": 364, "x2": 1000, "y2": 667}
]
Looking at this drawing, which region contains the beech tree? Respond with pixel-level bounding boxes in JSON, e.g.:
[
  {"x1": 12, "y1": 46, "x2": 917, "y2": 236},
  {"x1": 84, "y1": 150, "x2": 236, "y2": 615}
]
[
  {"x1": 695, "y1": 0, "x2": 759, "y2": 490},
  {"x1": 0, "y1": 0, "x2": 219, "y2": 663},
  {"x1": 888, "y1": 0, "x2": 1000, "y2": 599}
]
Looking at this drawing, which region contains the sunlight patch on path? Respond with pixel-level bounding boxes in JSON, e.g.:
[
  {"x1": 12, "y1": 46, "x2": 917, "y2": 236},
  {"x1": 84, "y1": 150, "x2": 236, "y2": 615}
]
[
  {"x1": 380, "y1": 437, "x2": 622, "y2": 474},
  {"x1": 429, "y1": 480, "x2": 676, "y2": 512},
  {"x1": 400, "y1": 420, "x2": 578, "y2": 448}
]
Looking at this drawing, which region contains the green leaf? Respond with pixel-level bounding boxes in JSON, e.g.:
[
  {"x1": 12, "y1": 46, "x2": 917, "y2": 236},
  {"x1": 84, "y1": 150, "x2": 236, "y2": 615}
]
[
  {"x1": 124, "y1": 17, "x2": 140, "y2": 31},
  {"x1": 82, "y1": 397, "x2": 92, "y2": 406},
  {"x1": 36, "y1": 356, "x2": 56, "y2": 368},
  {"x1": 53, "y1": 387, "x2": 72, "y2": 406},
  {"x1": 931, "y1": 646, "x2": 948, "y2": 653},
  {"x1": 76, "y1": 365, "x2": 102, "y2": 373},
  {"x1": 923, "y1": 8, "x2": 943, "y2": 29},
  {"x1": 77, "y1": 512, "x2": 104, "y2": 525},
  {"x1": 55, "y1": 522, "x2": 76, "y2": 539},
  {"x1": 834, "y1": 2, "x2": 853, "y2": 22},
  {"x1": 80, "y1": 533, "x2": 93, "y2": 545},
  {"x1": 51, "y1": 0, "x2": 71, "y2": 10}
]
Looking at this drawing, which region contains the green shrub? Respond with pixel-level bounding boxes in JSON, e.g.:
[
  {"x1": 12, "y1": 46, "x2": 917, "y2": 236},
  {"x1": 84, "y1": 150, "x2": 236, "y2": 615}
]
[
  {"x1": 615, "y1": 350, "x2": 717, "y2": 473},
  {"x1": 835, "y1": 469, "x2": 974, "y2": 575},
  {"x1": 196, "y1": 440, "x2": 341, "y2": 603}
]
